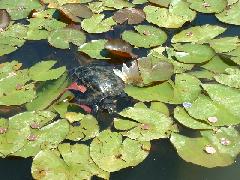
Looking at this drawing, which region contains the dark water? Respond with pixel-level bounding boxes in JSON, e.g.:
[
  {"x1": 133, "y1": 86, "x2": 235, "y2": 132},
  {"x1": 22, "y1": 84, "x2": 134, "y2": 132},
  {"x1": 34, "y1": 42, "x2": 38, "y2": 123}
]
[{"x1": 0, "y1": 12, "x2": 240, "y2": 180}]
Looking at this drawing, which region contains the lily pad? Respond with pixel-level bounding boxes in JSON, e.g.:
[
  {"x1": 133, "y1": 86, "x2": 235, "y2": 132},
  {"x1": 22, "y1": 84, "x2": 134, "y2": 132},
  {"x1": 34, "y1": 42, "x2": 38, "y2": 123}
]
[
  {"x1": 216, "y1": 1, "x2": 240, "y2": 25},
  {"x1": 174, "y1": 107, "x2": 213, "y2": 129},
  {"x1": 170, "y1": 43, "x2": 215, "y2": 63},
  {"x1": 81, "y1": 14, "x2": 116, "y2": 33},
  {"x1": 172, "y1": 25, "x2": 226, "y2": 44},
  {"x1": 214, "y1": 68, "x2": 240, "y2": 88},
  {"x1": 148, "y1": 0, "x2": 170, "y2": 7},
  {"x1": 122, "y1": 25, "x2": 167, "y2": 48},
  {"x1": 90, "y1": 130, "x2": 150, "y2": 172},
  {"x1": 78, "y1": 39, "x2": 109, "y2": 59},
  {"x1": 48, "y1": 28, "x2": 86, "y2": 49},
  {"x1": 187, "y1": 0, "x2": 227, "y2": 13},
  {"x1": 113, "y1": 8, "x2": 145, "y2": 24},
  {"x1": 137, "y1": 57, "x2": 174, "y2": 84},
  {"x1": 143, "y1": 2, "x2": 196, "y2": 28},
  {"x1": 185, "y1": 94, "x2": 240, "y2": 126},
  {"x1": 209, "y1": 37, "x2": 239, "y2": 53},
  {"x1": 66, "y1": 114, "x2": 99, "y2": 141},
  {"x1": 0, "y1": 0, "x2": 42, "y2": 20},
  {"x1": 170, "y1": 127, "x2": 240, "y2": 168},
  {"x1": 13, "y1": 119, "x2": 69, "y2": 158},
  {"x1": 150, "y1": 102, "x2": 170, "y2": 116},
  {"x1": 102, "y1": 0, "x2": 134, "y2": 9},
  {"x1": 59, "y1": 3, "x2": 93, "y2": 23},
  {"x1": 115, "y1": 106, "x2": 173, "y2": 141}
]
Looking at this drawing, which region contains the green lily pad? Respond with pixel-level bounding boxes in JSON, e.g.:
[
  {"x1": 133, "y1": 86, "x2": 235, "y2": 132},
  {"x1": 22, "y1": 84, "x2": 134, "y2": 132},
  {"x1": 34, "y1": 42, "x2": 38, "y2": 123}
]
[
  {"x1": 32, "y1": 150, "x2": 69, "y2": 180},
  {"x1": 13, "y1": 119, "x2": 69, "y2": 158},
  {"x1": 174, "y1": 107, "x2": 213, "y2": 129},
  {"x1": 150, "y1": 102, "x2": 170, "y2": 116},
  {"x1": 0, "y1": 0, "x2": 42, "y2": 20},
  {"x1": 214, "y1": 68, "x2": 240, "y2": 88},
  {"x1": 187, "y1": 0, "x2": 227, "y2": 13},
  {"x1": 148, "y1": 0, "x2": 170, "y2": 7},
  {"x1": 90, "y1": 130, "x2": 150, "y2": 172},
  {"x1": 66, "y1": 114, "x2": 99, "y2": 141},
  {"x1": 58, "y1": 143, "x2": 110, "y2": 179},
  {"x1": 173, "y1": 73, "x2": 201, "y2": 103},
  {"x1": 29, "y1": 61, "x2": 66, "y2": 81},
  {"x1": 216, "y1": 1, "x2": 240, "y2": 25},
  {"x1": 170, "y1": 127, "x2": 240, "y2": 168},
  {"x1": 143, "y1": 2, "x2": 196, "y2": 28},
  {"x1": 122, "y1": 25, "x2": 167, "y2": 48},
  {"x1": 170, "y1": 43, "x2": 215, "y2": 63},
  {"x1": 26, "y1": 73, "x2": 70, "y2": 111},
  {"x1": 201, "y1": 55, "x2": 234, "y2": 73},
  {"x1": 185, "y1": 94, "x2": 240, "y2": 126},
  {"x1": 0, "y1": 111, "x2": 56, "y2": 157},
  {"x1": 137, "y1": 57, "x2": 174, "y2": 84},
  {"x1": 48, "y1": 28, "x2": 86, "y2": 49},
  {"x1": 172, "y1": 25, "x2": 226, "y2": 44},
  {"x1": 88, "y1": 2, "x2": 114, "y2": 14},
  {"x1": 81, "y1": 14, "x2": 116, "y2": 33},
  {"x1": 124, "y1": 81, "x2": 174, "y2": 103},
  {"x1": 78, "y1": 39, "x2": 109, "y2": 59},
  {"x1": 115, "y1": 106, "x2": 173, "y2": 141},
  {"x1": 0, "y1": 69, "x2": 35, "y2": 106},
  {"x1": 202, "y1": 83, "x2": 240, "y2": 118},
  {"x1": 208, "y1": 37, "x2": 239, "y2": 53},
  {"x1": 102, "y1": 0, "x2": 134, "y2": 9},
  {"x1": 188, "y1": 69, "x2": 215, "y2": 80}
]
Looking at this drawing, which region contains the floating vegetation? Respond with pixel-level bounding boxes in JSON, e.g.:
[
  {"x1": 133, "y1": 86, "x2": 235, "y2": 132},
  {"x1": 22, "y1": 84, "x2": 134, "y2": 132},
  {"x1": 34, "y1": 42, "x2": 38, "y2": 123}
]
[{"x1": 0, "y1": 0, "x2": 240, "y2": 179}]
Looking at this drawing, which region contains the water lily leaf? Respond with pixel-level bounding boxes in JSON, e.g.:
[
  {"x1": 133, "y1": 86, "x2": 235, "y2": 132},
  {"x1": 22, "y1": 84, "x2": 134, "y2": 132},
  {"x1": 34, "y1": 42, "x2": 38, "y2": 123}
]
[
  {"x1": 187, "y1": 0, "x2": 227, "y2": 13},
  {"x1": 172, "y1": 25, "x2": 226, "y2": 44},
  {"x1": 81, "y1": 14, "x2": 116, "y2": 33},
  {"x1": 114, "y1": 118, "x2": 138, "y2": 130},
  {"x1": 174, "y1": 107, "x2": 213, "y2": 129},
  {"x1": 185, "y1": 94, "x2": 240, "y2": 126},
  {"x1": 214, "y1": 68, "x2": 240, "y2": 88},
  {"x1": 59, "y1": 3, "x2": 93, "y2": 23},
  {"x1": 171, "y1": 43, "x2": 215, "y2": 63},
  {"x1": 133, "y1": 0, "x2": 148, "y2": 4},
  {"x1": 188, "y1": 69, "x2": 215, "y2": 80},
  {"x1": 170, "y1": 127, "x2": 240, "y2": 168},
  {"x1": 26, "y1": 73, "x2": 70, "y2": 111},
  {"x1": 31, "y1": 9, "x2": 57, "y2": 18},
  {"x1": 201, "y1": 55, "x2": 234, "y2": 73},
  {"x1": 27, "y1": 18, "x2": 66, "y2": 40},
  {"x1": 0, "y1": 9, "x2": 10, "y2": 30},
  {"x1": 88, "y1": 2, "x2": 114, "y2": 14},
  {"x1": 174, "y1": 73, "x2": 201, "y2": 103},
  {"x1": 0, "y1": 61, "x2": 22, "y2": 79},
  {"x1": 0, "y1": 23, "x2": 27, "y2": 56},
  {"x1": 122, "y1": 25, "x2": 167, "y2": 48},
  {"x1": 144, "y1": 2, "x2": 196, "y2": 28},
  {"x1": 102, "y1": 0, "x2": 134, "y2": 9},
  {"x1": 58, "y1": 143, "x2": 110, "y2": 179},
  {"x1": 66, "y1": 114, "x2": 99, "y2": 141},
  {"x1": 208, "y1": 37, "x2": 240, "y2": 53},
  {"x1": 137, "y1": 57, "x2": 174, "y2": 84},
  {"x1": 32, "y1": 150, "x2": 69, "y2": 180},
  {"x1": 78, "y1": 39, "x2": 109, "y2": 59},
  {"x1": 41, "y1": 0, "x2": 93, "y2": 8},
  {"x1": 116, "y1": 106, "x2": 173, "y2": 141},
  {"x1": 0, "y1": 69, "x2": 36, "y2": 106},
  {"x1": 227, "y1": 0, "x2": 238, "y2": 5},
  {"x1": 48, "y1": 28, "x2": 86, "y2": 49},
  {"x1": 113, "y1": 8, "x2": 145, "y2": 24},
  {"x1": 13, "y1": 119, "x2": 69, "y2": 158},
  {"x1": 202, "y1": 83, "x2": 240, "y2": 118},
  {"x1": 29, "y1": 61, "x2": 66, "y2": 81},
  {"x1": 124, "y1": 81, "x2": 174, "y2": 103},
  {"x1": 226, "y1": 46, "x2": 240, "y2": 65},
  {"x1": 148, "y1": 0, "x2": 170, "y2": 7},
  {"x1": 0, "y1": 111, "x2": 56, "y2": 157},
  {"x1": 0, "y1": 0, "x2": 42, "y2": 20},
  {"x1": 216, "y1": 1, "x2": 240, "y2": 25},
  {"x1": 90, "y1": 130, "x2": 150, "y2": 172},
  {"x1": 150, "y1": 102, "x2": 170, "y2": 116},
  {"x1": 52, "y1": 101, "x2": 70, "y2": 118}
]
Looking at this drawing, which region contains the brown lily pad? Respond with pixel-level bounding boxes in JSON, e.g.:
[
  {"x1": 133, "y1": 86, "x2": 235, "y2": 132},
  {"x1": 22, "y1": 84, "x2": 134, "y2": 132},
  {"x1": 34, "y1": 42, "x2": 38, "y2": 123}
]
[
  {"x1": 113, "y1": 8, "x2": 145, "y2": 25},
  {"x1": 0, "y1": 9, "x2": 10, "y2": 30}
]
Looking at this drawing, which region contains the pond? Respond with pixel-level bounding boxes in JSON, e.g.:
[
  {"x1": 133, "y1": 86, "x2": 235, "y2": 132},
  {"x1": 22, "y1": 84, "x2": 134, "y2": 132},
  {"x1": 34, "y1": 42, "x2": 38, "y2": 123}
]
[{"x1": 0, "y1": 0, "x2": 240, "y2": 180}]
